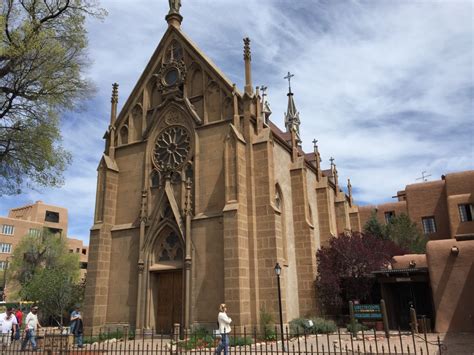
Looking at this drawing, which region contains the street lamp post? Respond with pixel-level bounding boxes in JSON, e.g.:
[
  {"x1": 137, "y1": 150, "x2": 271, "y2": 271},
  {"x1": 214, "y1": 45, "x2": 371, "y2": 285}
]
[{"x1": 274, "y1": 263, "x2": 285, "y2": 352}]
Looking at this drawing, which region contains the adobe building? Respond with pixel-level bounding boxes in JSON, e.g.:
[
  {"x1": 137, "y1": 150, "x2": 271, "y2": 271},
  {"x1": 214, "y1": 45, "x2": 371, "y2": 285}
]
[
  {"x1": 0, "y1": 201, "x2": 89, "y2": 289},
  {"x1": 359, "y1": 170, "x2": 474, "y2": 239},
  {"x1": 365, "y1": 171, "x2": 474, "y2": 332},
  {"x1": 84, "y1": 4, "x2": 362, "y2": 333}
]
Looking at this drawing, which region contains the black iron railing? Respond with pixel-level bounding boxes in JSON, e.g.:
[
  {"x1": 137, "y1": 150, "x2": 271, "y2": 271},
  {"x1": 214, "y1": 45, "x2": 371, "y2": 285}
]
[{"x1": 0, "y1": 326, "x2": 448, "y2": 355}]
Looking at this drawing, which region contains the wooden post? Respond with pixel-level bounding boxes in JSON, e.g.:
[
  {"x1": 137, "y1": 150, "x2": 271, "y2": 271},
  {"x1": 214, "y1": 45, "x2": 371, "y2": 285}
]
[
  {"x1": 380, "y1": 299, "x2": 390, "y2": 338},
  {"x1": 349, "y1": 301, "x2": 356, "y2": 338}
]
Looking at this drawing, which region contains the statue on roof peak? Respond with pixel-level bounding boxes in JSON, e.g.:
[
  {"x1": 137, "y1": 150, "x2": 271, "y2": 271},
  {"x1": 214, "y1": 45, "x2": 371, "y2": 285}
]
[{"x1": 169, "y1": 0, "x2": 182, "y2": 15}]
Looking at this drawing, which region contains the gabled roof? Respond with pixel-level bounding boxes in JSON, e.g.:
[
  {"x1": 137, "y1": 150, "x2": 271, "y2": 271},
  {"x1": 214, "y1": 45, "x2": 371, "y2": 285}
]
[{"x1": 116, "y1": 25, "x2": 241, "y2": 126}]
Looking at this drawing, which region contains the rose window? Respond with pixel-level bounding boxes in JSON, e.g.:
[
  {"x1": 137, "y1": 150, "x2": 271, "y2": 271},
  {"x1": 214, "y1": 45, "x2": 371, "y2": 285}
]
[{"x1": 153, "y1": 126, "x2": 191, "y2": 171}]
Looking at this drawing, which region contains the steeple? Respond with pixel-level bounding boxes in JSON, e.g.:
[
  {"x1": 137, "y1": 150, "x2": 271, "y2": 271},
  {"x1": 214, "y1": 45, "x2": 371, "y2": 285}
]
[{"x1": 284, "y1": 72, "x2": 301, "y2": 145}]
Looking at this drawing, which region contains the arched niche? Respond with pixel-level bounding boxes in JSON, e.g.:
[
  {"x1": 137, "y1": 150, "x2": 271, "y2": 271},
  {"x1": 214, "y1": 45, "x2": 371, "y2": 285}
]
[
  {"x1": 206, "y1": 81, "x2": 221, "y2": 123},
  {"x1": 275, "y1": 183, "x2": 288, "y2": 264},
  {"x1": 132, "y1": 104, "x2": 143, "y2": 142},
  {"x1": 119, "y1": 125, "x2": 129, "y2": 145}
]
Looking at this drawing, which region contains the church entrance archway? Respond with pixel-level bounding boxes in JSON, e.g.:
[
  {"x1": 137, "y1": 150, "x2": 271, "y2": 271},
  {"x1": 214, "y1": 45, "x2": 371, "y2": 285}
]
[{"x1": 149, "y1": 229, "x2": 184, "y2": 334}]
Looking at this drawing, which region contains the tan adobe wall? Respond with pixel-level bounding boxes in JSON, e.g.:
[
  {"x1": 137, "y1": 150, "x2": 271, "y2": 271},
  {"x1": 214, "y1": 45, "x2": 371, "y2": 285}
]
[
  {"x1": 8, "y1": 201, "x2": 68, "y2": 236},
  {"x1": 391, "y1": 254, "x2": 427, "y2": 269},
  {"x1": 444, "y1": 171, "x2": 474, "y2": 197},
  {"x1": 426, "y1": 239, "x2": 474, "y2": 332},
  {"x1": 405, "y1": 181, "x2": 449, "y2": 240}
]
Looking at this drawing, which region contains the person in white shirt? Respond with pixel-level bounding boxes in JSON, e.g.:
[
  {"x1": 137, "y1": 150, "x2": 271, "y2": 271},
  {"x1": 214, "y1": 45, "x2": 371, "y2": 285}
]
[
  {"x1": 0, "y1": 307, "x2": 18, "y2": 348},
  {"x1": 215, "y1": 303, "x2": 232, "y2": 355},
  {"x1": 20, "y1": 305, "x2": 41, "y2": 351}
]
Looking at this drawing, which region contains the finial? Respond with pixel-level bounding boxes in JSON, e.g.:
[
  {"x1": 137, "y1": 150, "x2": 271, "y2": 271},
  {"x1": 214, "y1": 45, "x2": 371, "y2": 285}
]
[
  {"x1": 261, "y1": 85, "x2": 268, "y2": 102},
  {"x1": 166, "y1": 0, "x2": 183, "y2": 27},
  {"x1": 329, "y1": 157, "x2": 335, "y2": 168},
  {"x1": 243, "y1": 37, "x2": 251, "y2": 60},
  {"x1": 284, "y1": 71, "x2": 294, "y2": 94},
  {"x1": 312, "y1": 139, "x2": 318, "y2": 153},
  {"x1": 111, "y1": 83, "x2": 119, "y2": 103}
]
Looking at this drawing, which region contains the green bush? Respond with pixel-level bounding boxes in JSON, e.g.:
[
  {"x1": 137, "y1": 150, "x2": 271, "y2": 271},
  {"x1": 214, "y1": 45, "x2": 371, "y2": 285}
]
[
  {"x1": 289, "y1": 317, "x2": 337, "y2": 335},
  {"x1": 230, "y1": 336, "x2": 253, "y2": 346},
  {"x1": 177, "y1": 328, "x2": 216, "y2": 350},
  {"x1": 260, "y1": 307, "x2": 277, "y2": 341},
  {"x1": 346, "y1": 321, "x2": 370, "y2": 333}
]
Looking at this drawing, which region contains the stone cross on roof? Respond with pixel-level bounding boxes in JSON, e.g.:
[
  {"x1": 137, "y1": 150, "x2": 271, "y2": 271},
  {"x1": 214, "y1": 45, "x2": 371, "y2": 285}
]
[{"x1": 284, "y1": 71, "x2": 294, "y2": 93}]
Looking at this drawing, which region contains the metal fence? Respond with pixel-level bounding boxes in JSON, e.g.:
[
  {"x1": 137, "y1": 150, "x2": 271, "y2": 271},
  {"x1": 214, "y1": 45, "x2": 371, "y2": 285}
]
[{"x1": 0, "y1": 327, "x2": 447, "y2": 355}]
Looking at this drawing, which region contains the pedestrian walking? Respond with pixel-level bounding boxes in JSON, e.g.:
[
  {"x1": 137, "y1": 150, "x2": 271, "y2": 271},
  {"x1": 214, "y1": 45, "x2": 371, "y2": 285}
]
[
  {"x1": 13, "y1": 307, "x2": 22, "y2": 341},
  {"x1": 20, "y1": 305, "x2": 41, "y2": 351},
  {"x1": 215, "y1": 304, "x2": 232, "y2": 355},
  {"x1": 70, "y1": 305, "x2": 84, "y2": 348},
  {"x1": 0, "y1": 307, "x2": 18, "y2": 349}
]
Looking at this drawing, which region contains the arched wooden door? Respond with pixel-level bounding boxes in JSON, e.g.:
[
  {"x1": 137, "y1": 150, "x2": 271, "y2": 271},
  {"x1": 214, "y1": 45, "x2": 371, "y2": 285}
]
[{"x1": 150, "y1": 230, "x2": 184, "y2": 333}]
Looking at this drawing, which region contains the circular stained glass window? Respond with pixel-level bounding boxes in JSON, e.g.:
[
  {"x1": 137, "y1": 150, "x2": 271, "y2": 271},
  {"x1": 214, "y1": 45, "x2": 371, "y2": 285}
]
[
  {"x1": 164, "y1": 68, "x2": 179, "y2": 86},
  {"x1": 153, "y1": 126, "x2": 191, "y2": 171}
]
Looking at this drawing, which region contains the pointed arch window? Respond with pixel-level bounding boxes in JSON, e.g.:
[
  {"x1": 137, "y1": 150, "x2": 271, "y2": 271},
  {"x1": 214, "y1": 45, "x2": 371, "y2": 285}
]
[
  {"x1": 151, "y1": 170, "x2": 160, "y2": 188},
  {"x1": 275, "y1": 184, "x2": 288, "y2": 264},
  {"x1": 157, "y1": 232, "x2": 183, "y2": 262}
]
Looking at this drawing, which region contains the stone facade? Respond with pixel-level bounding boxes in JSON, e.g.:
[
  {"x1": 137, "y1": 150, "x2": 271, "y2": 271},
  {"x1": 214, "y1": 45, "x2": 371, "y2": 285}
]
[
  {"x1": 360, "y1": 170, "x2": 474, "y2": 239},
  {"x1": 84, "y1": 9, "x2": 361, "y2": 333}
]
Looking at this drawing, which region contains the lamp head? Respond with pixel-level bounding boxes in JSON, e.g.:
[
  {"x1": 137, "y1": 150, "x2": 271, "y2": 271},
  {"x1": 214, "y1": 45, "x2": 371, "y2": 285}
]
[{"x1": 274, "y1": 262, "x2": 282, "y2": 276}]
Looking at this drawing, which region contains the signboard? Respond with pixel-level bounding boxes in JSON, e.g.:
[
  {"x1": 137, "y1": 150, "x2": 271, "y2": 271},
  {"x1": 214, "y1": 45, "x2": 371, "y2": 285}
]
[{"x1": 354, "y1": 304, "x2": 382, "y2": 320}]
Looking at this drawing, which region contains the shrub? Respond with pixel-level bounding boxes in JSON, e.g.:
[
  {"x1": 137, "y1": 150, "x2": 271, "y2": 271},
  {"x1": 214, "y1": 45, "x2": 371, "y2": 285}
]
[
  {"x1": 289, "y1": 317, "x2": 337, "y2": 335},
  {"x1": 346, "y1": 321, "x2": 370, "y2": 333},
  {"x1": 177, "y1": 329, "x2": 216, "y2": 350},
  {"x1": 260, "y1": 307, "x2": 277, "y2": 341},
  {"x1": 230, "y1": 336, "x2": 253, "y2": 346}
]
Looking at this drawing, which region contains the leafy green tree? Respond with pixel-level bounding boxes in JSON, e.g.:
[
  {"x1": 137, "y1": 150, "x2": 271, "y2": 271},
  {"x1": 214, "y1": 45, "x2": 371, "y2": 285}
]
[
  {"x1": 363, "y1": 210, "x2": 386, "y2": 238},
  {"x1": 0, "y1": 0, "x2": 106, "y2": 195},
  {"x1": 385, "y1": 213, "x2": 427, "y2": 253},
  {"x1": 9, "y1": 231, "x2": 81, "y2": 325}
]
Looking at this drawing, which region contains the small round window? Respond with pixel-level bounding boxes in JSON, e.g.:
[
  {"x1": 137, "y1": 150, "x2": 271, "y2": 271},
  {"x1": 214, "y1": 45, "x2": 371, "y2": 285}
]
[{"x1": 164, "y1": 68, "x2": 179, "y2": 86}]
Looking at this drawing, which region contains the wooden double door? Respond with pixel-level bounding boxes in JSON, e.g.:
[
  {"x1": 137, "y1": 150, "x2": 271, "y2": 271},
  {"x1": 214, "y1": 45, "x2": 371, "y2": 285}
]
[{"x1": 153, "y1": 270, "x2": 183, "y2": 333}]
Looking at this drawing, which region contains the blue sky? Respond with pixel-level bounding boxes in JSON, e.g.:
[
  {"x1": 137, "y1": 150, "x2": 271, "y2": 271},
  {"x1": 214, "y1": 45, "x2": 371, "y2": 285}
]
[{"x1": 1, "y1": 0, "x2": 473, "y2": 244}]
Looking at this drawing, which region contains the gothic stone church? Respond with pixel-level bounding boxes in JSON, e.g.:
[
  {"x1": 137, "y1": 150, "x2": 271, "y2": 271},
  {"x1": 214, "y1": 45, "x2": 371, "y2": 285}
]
[{"x1": 84, "y1": 7, "x2": 362, "y2": 333}]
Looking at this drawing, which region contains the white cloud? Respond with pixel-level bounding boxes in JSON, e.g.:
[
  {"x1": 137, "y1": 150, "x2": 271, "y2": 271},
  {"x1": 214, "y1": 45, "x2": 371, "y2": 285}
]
[{"x1": 3, "y1": 0, "x2": 472, "y2": 243}]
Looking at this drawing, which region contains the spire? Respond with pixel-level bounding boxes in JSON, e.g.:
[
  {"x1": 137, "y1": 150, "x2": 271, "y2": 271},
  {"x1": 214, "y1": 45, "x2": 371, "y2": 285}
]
[
  {"x1": 329, "y1": 157, "x2": 339, "y2": 187},
  {"x1": 313, "y1": 139, "x2": 321, "y2": 180},
  {"x1": 261, "y1": 85, "x2": 272, "y2": 125},
  {"x1": 284, "y1": 72, "x2": 301, "y2": 145},
  {"x1": 166, "y1": 0, "x2": 183, "y2": 28},
  {"x1": 110, "y1": 83, "x2": 118, "y2": 126},
  {"x1": 243, "y1": 37, "x2": 253, "y2": 96},
  {"x1": 347, "y1": 178, "x2": 353, "y2": 206}
]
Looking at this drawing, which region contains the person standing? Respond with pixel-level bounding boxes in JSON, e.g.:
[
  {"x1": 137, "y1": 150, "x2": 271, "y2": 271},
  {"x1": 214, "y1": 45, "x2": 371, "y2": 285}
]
[
  {"x1": 70, "y1": 305, "x2": 84, "y2": 348},
  {"x1": 215, "y1": 304, "x2": 232, "y2": 355},
  {"x1": 20, "y1": 305, "x2": 41, "y2": 351},
  {"x1": 0, "y1": 307, "x2": 18, "y2": 349},
  {"x1": 13, "y1": 307, "x2": 22, "y2": 341}
]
